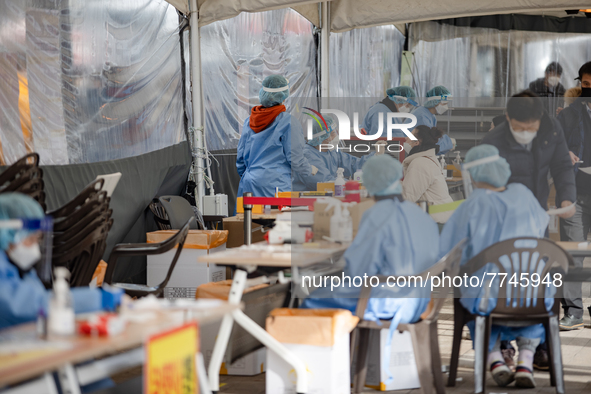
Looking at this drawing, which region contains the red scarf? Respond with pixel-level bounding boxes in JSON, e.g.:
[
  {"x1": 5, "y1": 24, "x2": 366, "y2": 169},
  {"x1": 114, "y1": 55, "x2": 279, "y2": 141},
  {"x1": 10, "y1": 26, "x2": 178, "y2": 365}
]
[{"x1": 249, "y1": 105, "x2": 286, "y2": 132}]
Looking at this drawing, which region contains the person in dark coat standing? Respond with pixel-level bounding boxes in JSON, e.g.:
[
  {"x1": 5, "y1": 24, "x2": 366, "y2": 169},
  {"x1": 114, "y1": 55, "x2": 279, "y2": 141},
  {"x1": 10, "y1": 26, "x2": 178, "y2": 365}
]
[
  {"x1": 482, "y1": 90, "x2": 576, "y2": 371},
  {"x1": 556, "y1": 61, "x2": 591, "y2": 332},
  {"x1": 528, "y1": 62, "x2": 566, "y2": 116}
]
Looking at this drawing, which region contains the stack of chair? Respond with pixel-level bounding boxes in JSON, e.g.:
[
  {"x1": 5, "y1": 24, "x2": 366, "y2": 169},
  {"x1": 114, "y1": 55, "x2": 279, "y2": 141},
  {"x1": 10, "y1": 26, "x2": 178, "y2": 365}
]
[
  {"x1": 0, "y1": 153, "x2": 46, "y2": 211},
  {"x1": 49, "y1": 179, "x2": 113, "y2": 287}
]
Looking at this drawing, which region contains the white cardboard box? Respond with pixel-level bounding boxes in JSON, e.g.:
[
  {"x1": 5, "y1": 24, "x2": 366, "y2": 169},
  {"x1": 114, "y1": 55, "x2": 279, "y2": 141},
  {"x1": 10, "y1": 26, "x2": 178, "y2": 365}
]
[
  {"x1": 364, "y1": 329, "x2": 420, "y2": 391},
  {"x1": 147, "y1": 245, "x2": 226, "y2": 299},
  {"x1": 200, "y1": 321, "x2": 266, "y2": 376},
  {"x1": 266, "y1": 334, "x2": 351, "y2": 394}
]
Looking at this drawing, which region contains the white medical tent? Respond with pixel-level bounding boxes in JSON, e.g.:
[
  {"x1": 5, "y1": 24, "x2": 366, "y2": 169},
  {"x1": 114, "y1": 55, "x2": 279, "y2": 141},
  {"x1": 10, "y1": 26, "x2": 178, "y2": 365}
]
[{"x1": 1, "y1": 0, "x2": 590, "y2": 282}]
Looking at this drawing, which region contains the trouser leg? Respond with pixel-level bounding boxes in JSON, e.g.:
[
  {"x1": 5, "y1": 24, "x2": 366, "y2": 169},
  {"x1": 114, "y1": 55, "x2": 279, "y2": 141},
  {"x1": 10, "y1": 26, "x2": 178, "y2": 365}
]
[
  {"x1": 516, "y1": 337, "x2": 541, "y2": 353},
  {"x1": 559, "y1": 197, "x2": 585, "y2": 319}
]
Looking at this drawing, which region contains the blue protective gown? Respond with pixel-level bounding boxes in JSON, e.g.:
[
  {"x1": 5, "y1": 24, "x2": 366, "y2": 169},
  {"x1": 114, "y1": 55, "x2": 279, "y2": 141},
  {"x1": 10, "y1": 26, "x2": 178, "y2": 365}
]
[
  {"x1": 0, "y1": 251, "x2": 103, "y2": 329},
  {"x1": 439, "y1": 183, "x2": 551, "y2": 350},
  {"x1": 236, "y1": 112, "x2": 311, "y2": 197},
  {"x1": 292, "y1": 144, "x2": 374, "y2": 191},
  {"x1": 361, "y1": 102, "x2": 409, "y2": 138},
  {"x1": 302, "y1": 198, "x2": 439, "y2": 324},
  {"x1": 411, "y1": 106, "x2": 454, "y2": 155}
]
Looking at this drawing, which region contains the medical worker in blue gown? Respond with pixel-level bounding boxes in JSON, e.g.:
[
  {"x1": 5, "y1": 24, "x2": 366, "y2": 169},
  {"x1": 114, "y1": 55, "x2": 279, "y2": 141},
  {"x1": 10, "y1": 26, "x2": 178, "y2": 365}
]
[
  {"x1": 411, "y1": 85, "x2": 454, "y2": 154},
  {"x1": 439, "y1": 145, "x2": 550, "y2": 389},
  {"x1": 236, "y1": 75, "x2": 317, "y2": 197},
  {"x1": 0, "y1": 193, "x2": 122, "y2": 330},
  {"x1": 292, "y1": 117, "x2": 386, "y2": 191},
  {"x1": 361, "y1": 86, "x2": 418, "y2": 138},
  {"x1": 302, "y1": 154, "x2": 439, "y2": 328}
]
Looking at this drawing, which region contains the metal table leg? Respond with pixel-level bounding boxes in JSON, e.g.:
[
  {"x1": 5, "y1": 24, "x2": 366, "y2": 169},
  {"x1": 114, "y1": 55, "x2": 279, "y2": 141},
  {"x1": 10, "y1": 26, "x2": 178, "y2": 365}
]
[{"x1": 207, "y1": 268, "x2": 309, "y2": 393}]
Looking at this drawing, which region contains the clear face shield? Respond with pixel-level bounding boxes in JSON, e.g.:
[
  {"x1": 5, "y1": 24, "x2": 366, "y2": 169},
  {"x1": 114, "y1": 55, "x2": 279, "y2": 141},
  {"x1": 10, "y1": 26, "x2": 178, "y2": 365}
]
[
  {"x1": 0, "y1": 216, "x2": 53, "y2": 287},
  {"x1": 460, "y1": 154, "x2": 501, "y2": 199},
  {"x1": 390, "y1": 96, "x2": 418, "y2": 113}
]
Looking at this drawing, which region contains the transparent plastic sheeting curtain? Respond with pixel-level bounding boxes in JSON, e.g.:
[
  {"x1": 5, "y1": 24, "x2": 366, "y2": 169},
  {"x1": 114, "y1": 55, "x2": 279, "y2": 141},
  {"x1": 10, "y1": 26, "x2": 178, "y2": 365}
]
[
  {"x1": 0, "y1": 0, "x2": 186, "y2": 165},
  {"x1": 329, "y1": 25, "x2": 405, "y2": 98},
  {"x1": 409, "y1": 21, "x2": 591, "y2": 108},
  {"x1": 200, "y1": 8, "x2": 318, "y2": 151}
]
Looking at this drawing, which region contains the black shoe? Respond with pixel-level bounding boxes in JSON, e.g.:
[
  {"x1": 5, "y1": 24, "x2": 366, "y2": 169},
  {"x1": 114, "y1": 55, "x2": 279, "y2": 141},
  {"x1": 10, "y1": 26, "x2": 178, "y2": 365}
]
[
  {"x1": 533, "y1": 348, "x2": 549, "y2": 371},
  {"x1": 559, "y1": 314, "x2": 584, "y2": 331}
]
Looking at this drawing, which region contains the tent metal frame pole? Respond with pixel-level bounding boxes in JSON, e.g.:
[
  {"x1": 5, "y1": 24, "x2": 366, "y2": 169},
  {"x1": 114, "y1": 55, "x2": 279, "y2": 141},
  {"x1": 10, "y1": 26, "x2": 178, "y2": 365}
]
[
  {"x1": 189, "y1": 0, "x2": 205, "y2": 210},
  {"x1": 320, "y1": 2, "x2": 329, "y2": 99}
]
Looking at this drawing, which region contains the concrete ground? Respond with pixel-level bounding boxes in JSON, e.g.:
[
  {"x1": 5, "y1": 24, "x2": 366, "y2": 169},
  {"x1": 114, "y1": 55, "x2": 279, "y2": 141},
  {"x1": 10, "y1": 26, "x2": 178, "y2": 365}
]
[{"x1": 218, "y1": 297, "x2": 591, "y2": 394}]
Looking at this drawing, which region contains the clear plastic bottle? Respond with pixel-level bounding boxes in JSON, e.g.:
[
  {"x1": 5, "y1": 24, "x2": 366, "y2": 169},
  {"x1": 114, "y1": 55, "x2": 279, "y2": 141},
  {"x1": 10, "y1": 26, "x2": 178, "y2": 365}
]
[
  {"x1": 353, "y1": 169, "x2": 363, "y2": 183},
  {"x1": 334, "y1": 168, "x2": 345, "y2": 197},
  {"x1": 48, "y1": 267, "x2": 75, "y2": 337},
  {"x1": 339, "y1": 206, "x2": 353, "y2": 242},
  {"x1": 330, "y1": 204, "x2": 342, "y2": 241}
]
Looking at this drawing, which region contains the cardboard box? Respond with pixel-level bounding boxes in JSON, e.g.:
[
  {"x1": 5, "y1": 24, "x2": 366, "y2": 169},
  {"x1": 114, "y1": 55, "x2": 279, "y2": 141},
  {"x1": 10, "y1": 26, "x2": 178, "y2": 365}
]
[
  {"x1": 317, "y1": 182, "x2": 335, "y2": 193},
  {"x1": 146, "y1": 230, "x2": 228, "y2": 299},
  {"x1": 363, "y1": 329, "x2": 420, "y2": 391},
  {"x1": 200, "y1": 320, "x2": 266, "y2": 376},
  {"x1": 223, "y1": 216, "x2": 266, "y2": 248},
  {"x1": 313, "y1": 199, "x2": 375, "y2": 241},
  {"x1": 266, "y1": 309, "x2": 358, "y2": 394},
  {"x1": 278, "y1": 192, "x2": 299, "y2": 198}
]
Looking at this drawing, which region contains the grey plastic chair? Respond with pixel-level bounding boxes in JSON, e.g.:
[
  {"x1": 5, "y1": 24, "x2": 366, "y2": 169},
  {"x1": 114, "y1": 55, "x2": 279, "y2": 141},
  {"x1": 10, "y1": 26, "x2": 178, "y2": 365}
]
[
  {"x1": 351, "y1": 238, "x2": 467, "y2": 394},
  {"x1": 159, "y1": 195, "x2": 203, "y2": 230},
  {"x1": 448, "y1": 237, "x2": 570, "y2": 394}
]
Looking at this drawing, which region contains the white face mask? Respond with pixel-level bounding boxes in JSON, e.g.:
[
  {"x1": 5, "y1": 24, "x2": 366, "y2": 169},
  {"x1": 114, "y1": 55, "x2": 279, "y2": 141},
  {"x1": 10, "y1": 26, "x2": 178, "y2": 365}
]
[
  {"x1": 547, "y1": 76, "x2": 560, "y2": 87},
  {"x1": 328, "y1": 135, "x2": 340, "y2": 151},
  {"x1": 436, "y1": 103, "x2": 449, "y2": 115},
  {"x1": 398, "y1": 105, "x2": 411, "y2": 113},
  {"x1": 8, "y1": 243, "x2": 41, "y2": 271},
  {"x1": 509, "y1": 123, "x2": 537, "y2": 144},
  {"x1": 403, "y1": 142, "x2": 413, "y2": 153}
]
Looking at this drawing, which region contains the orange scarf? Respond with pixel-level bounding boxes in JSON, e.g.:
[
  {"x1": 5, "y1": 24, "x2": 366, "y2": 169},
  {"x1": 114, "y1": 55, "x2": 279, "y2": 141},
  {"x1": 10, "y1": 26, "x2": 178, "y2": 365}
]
[{"x1": 249, "y1": 105, "x2": 286, "y2": 132}]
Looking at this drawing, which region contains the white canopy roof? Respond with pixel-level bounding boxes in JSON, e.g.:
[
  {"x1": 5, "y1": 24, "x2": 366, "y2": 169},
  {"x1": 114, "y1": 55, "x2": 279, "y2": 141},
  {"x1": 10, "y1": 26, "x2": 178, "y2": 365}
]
[{"x1": 168, "y1": 0, "x2": 591, "y2": 31}]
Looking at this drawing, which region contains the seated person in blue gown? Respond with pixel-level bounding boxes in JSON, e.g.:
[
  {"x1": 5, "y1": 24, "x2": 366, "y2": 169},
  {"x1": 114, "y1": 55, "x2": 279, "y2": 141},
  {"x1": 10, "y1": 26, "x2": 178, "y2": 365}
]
[
  {"x1": 301, "y1": 155, "x2": 439, "y2": 330},
  {"x1": 439, "y1": 145, "x2": 550, "y2": 388},
  {"x1": 0, "y1": 193, "x2": 122, "y2": 330}
]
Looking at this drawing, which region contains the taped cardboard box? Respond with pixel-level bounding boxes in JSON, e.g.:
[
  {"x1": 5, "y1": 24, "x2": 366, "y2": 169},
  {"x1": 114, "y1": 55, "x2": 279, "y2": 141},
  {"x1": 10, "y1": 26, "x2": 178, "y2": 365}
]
[
  {"x1": 223, "y1": 216, "x2": 266, "y2": 248},
  {"x1": 196, "y1": 280, "x2": 290, "y2": 366},
  {"x1": 266, "y1": 308, "x2": 359, "y2": 394},
  {"x1": 146, "y1": 230, "x2": 228, "y2": 299},
  {"x1": 313, "y1": 199, "x2": 374, "y2": 241}
]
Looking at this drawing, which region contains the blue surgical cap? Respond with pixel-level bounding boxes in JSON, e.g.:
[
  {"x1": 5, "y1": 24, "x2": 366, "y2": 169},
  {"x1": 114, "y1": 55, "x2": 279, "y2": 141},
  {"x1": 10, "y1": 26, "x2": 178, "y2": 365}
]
[
  {"x1": 307, "y1": 117, "x2": 335, "y2": 147},
  {"x1": 259, "y1": 75, "x2": 290, "y2": 108},
  {"x1": 425, "y1": 85, "x2": 452, "y2": 108},
  {"x1": 362, "y1": 155, "x2": 403, "y2": 196},
  {"x1": 0, "y1": 193, "x2": 45, "y2": 251},
  {"x1": 386, "y1": 86, "x2": 418, "y2": 106},
  {"x1": 465, "y1": 144, "x2": 511, "y2": 188}
]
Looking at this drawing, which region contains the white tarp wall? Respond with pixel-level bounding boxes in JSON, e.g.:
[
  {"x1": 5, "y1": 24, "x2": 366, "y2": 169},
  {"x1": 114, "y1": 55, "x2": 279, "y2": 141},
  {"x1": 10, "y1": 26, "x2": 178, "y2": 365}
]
[{"x1": 0, "y1": 0, "x2": 186, "y2": 165}]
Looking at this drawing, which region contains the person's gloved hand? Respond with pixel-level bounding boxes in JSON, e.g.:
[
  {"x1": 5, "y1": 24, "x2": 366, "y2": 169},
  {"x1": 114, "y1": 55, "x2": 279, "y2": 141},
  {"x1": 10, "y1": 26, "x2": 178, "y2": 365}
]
[
  {"x1": 101, "y1": 283, "x2": 124, "y2": 312},
  {"x1": 311, "y1": 165, "x2": 319, "y2": 176},
  {"x1": 374, "y1": 140, "x2": 387, "y2": 155}
]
